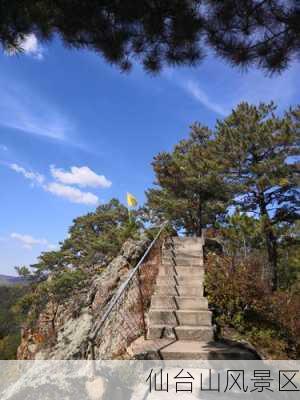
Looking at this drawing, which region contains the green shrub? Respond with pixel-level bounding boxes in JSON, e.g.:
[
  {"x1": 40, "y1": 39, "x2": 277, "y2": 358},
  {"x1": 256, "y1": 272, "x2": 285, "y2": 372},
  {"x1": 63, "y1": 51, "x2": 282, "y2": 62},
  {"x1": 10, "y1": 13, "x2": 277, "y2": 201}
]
[
  {"x1": 48, "y1": 269, "x2": 87, "y2": 300},
  {"x1": 0, "y1": 333, "x2": 21, "y2": 359},
  {"x1": 0, "y1": 285, "x2": 28, "y2": 359}
]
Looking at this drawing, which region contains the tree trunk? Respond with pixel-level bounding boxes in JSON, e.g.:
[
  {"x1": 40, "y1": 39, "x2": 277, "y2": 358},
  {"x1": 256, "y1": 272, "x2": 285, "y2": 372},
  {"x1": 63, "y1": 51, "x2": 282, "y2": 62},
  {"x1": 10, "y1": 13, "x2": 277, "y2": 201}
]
[
  {"x1": 258, "y1": 193, "x2": 278, "y2": 290},
  {"x1": 264, "y1": 226, "x2": 278, "y2": 289}
]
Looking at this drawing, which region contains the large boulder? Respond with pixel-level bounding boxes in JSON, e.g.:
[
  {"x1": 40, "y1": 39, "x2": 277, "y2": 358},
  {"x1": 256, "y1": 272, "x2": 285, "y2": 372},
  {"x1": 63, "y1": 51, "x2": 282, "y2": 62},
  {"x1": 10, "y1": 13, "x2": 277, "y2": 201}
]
[{"x1": 17, "y1": 237, "x2": 150, "y2": 360}]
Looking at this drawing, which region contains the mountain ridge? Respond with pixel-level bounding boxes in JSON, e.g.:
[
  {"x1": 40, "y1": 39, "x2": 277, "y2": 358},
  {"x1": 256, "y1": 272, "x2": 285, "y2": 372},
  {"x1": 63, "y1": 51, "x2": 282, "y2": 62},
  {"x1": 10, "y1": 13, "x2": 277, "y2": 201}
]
[{"x1": 0, "y1": 274, "x2": 26, "y2": 286}]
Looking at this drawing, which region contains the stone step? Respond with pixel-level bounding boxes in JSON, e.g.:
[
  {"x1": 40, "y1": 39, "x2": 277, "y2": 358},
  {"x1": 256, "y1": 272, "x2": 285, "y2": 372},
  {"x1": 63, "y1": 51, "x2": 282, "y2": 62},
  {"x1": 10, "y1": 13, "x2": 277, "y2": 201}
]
[
  {"x1": 163, "y1": 249, "x2": 203, "y2": 256},
  {"x1": 154, "y1": 285, "x2": 204, "y2": 296},
  {"x1": 164, "y1": 249, "x2": 203, "y2": 255},
  {"x1": 162, "y1": 252, "x2": 203, "y2": 258},
  {"x1": 158, "y1": 266, "x2": 204, "y2": 276},
  {"x1": 159, "y1": 341, "x2": 255, "y2": 360},
  {"x1": 161, "y1": 263, "x2": 204, "y2": 270},
  {"x1": 148, "y1": 325, "x2": 213, "y2": 341},
  {"x1": 156, "y1": 276, "x2": 204, "y2": 286},
  {"x1": 157, "y1": 274, "x2": 205, "y2": 282},
  {"x1": 162, "y1": 257, "x2": 203, "y2": 267},
  {"x1": 162, "y1": 254, "x2": 203, "y2": 261},
  {"x1": 129, "y1": 338, "x2": 259, "y2": 360},
  {"x1": 162, "y1": 260, "x2": 204, "y2": 267},
  {"x1": 170, "y1": 238, "x2": 204, "y2": 247},
  {"x1": 163, "y1": 249, "x2": 203, "y2": 255},
  {"x1": 148, "y1": 309, "x2": 212, "y2": 326},
  {"x1": 162, "y1": 259, "x2": 203, "y2": 266},
  {"x1": 151, "y1": 295, "x2": 208, "y2": 310},
  {"x1": 163, "y1": 242, "x2": 202, "y2": 247}
]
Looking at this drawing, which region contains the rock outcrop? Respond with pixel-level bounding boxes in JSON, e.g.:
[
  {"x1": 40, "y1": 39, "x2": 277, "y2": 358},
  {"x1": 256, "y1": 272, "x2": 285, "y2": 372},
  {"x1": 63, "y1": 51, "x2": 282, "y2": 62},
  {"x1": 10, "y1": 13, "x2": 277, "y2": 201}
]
[{"x1": 17, "y1": 237, "x2": 150, "y2": 360}]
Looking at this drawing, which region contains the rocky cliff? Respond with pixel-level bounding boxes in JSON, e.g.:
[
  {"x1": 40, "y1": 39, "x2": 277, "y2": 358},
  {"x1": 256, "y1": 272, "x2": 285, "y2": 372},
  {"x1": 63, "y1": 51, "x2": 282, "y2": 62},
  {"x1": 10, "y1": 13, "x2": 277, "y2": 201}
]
[{"x1": 17, "y1": 236, "x2": 151, "y2": 360}]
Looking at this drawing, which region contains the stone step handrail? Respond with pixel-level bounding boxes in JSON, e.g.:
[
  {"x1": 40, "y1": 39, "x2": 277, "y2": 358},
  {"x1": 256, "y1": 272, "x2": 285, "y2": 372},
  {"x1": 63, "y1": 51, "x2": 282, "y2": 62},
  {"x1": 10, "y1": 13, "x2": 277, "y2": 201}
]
[{"x1": 88, "y1": 221, "x2": 169, "y2": 346}]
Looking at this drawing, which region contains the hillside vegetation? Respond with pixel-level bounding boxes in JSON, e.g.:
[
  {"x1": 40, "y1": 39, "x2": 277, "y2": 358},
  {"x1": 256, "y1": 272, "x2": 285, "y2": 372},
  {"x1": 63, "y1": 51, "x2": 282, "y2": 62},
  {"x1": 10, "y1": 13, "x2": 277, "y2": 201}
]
[
  {"x1": 0, "y1": 285, "x2": 28, "y2": 359},
  {"x1": 205, "y1": 220, "x2": 300, "y2": 358}
]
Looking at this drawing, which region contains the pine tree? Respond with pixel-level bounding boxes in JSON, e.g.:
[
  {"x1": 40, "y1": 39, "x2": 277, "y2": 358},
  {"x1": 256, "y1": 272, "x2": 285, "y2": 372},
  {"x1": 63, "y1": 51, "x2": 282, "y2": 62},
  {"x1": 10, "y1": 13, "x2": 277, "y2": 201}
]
[
  {"x1": 2, "y1": 1, "x2": 300, "y2": 73},
  {"x1": 147, "y1": 124, "x2": 230, "y2": 236},
  {"x1": 27, "y1": 198, "x2": 139, "y2": 280},
  {"x1": 216, "y1": 102, "x2": 300, "y2": 290},
  {"x1": 219, "y1": 211, "x2": 263, "y2": 259}
]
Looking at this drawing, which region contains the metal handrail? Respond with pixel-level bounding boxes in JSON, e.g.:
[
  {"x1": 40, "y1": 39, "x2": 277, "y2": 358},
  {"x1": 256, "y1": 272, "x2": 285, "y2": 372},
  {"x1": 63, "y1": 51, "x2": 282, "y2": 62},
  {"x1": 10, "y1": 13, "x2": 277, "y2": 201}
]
[{"x1": 88, "y1": 221, "x2": 168, "y2": 342}]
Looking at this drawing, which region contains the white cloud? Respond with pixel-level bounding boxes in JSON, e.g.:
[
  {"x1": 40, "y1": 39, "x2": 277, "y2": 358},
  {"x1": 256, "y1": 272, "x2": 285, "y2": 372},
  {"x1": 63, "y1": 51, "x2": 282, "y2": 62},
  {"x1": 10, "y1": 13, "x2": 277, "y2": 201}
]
[
  {"x1": 45, "y1": 182, "x2": 99, "y2": 205},
  {"x1": 163, "y1": 68, "x2": 227, "y2": 116},
  {"x1": 163, "y1": 56, "x2": 299, "y2": 118},
  {"x1": 7, "y1": 162, "x2": 109, "y2": 205},
  {"x1": 0, "y1": 144, "x2": 8, "y2": 151},
  {"x1": 50, "y1": 165, "x2": 112, "y2": 188},
  {"x1": 0, "y1": 78, "x2": 73, "y2": 141},
  {"x1": 9, "y1": 163, "x2": 45, "y2": 184},
  {"x1": 182, "y1": 79, "x2": 227, "y2": 116},
  {"x1": 6, "y1": 33, "x2": 44, "y2": 60},
  {"x1": 21, "y1": 33, "x2": 44, "y2": 60},
  {"x1": 10, "y1": 232, "x2": 49, "y2": 250}
]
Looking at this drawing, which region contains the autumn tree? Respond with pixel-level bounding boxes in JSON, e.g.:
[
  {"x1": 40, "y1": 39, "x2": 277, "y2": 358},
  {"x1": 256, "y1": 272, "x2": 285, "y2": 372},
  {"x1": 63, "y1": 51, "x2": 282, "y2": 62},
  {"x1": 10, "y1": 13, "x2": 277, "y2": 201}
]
[
  {"x1": 2, "y1": 1, "x2": 300, "y2": 73},
  {"x1": 147, "y1": 124, "x2": 230, "y2": 236},
  {"x1": 216, "y1": 102, "x2": 300, "y2": 290}
]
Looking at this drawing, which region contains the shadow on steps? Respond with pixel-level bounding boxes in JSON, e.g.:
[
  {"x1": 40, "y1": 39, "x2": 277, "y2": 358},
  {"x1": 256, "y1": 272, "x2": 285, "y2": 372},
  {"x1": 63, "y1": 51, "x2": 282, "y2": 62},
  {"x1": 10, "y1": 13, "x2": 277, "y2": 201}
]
[{"x1": 129, "y1": 337, "x2": 261, "y2": 360}]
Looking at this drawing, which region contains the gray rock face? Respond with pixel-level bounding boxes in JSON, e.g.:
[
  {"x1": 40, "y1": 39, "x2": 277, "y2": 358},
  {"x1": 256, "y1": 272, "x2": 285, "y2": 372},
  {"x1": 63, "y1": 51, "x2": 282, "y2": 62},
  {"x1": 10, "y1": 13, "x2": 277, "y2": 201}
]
[{"x1": 17, "y1": 237, "x2": 150, "y2": 360}]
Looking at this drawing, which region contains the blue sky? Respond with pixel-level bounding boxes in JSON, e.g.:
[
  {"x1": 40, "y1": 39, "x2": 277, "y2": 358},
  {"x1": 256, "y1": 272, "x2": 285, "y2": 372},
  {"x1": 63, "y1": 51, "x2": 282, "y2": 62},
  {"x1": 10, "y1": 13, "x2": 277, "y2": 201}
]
[{"x1": 0, "y1": 34, "x2": 299, "y2": 275}]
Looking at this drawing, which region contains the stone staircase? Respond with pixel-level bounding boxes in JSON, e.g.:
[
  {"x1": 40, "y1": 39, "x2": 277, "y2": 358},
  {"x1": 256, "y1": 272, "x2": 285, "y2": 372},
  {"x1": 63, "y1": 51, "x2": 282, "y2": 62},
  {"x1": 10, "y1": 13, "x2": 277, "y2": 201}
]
[
  {"x1": 148, "y1": 236, "x2": 213, "y2": 343},
  {"x1": 130, "y1": 236, "x2": 259, "y2": 360}
]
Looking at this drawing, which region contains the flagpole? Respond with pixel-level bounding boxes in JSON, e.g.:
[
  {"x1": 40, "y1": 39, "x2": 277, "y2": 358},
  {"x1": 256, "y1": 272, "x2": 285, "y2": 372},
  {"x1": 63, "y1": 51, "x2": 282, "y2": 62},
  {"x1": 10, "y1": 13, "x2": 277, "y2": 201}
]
[{"x1": 126, "y1": 192, "x2": 137, "y2": 224}]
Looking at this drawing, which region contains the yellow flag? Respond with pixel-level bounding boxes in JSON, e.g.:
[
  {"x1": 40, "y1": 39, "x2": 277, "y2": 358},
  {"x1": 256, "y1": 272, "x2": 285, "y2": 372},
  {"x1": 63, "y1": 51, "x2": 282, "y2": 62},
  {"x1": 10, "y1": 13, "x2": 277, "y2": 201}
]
[{"x1": 127, "y1": 192, "x2": 137, "y2": 207}]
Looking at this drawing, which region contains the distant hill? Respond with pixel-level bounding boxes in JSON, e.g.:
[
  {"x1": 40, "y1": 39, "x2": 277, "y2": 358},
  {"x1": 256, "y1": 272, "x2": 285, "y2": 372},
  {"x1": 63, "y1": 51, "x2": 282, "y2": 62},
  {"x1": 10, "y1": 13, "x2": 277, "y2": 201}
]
[{"x1": 0, "y1": 274, "x2": 27, "y2": 286}]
